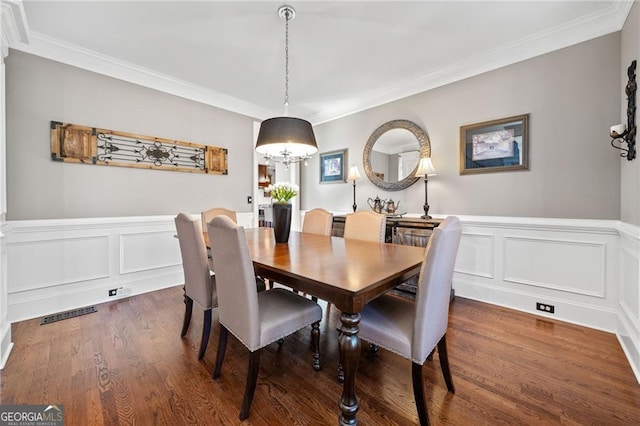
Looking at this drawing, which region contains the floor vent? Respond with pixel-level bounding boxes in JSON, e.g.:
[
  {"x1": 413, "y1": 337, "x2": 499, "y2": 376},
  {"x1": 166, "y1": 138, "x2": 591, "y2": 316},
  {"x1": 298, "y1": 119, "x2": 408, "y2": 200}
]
[{"x1": 40, "y1": 306, "x2": 97, "y2": 325}]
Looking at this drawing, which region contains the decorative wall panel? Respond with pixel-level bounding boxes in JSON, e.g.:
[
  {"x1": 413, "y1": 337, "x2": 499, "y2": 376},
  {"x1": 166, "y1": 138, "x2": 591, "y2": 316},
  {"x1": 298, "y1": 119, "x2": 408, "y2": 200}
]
[
  {"x1": 455, "y1": 233, "x2": 494, "y2": 278},
  {"x1": 503, "y1": 236, "x2": 606, "y2": 297},
  {"x1": 7, "y1": 236, "x2": 110, "y2": 292},
  {"x1": 50, "y1": 121, "x2": 228, "y2": 174},
  {"x1": 119, "y1": 230, "x2": 181, "y2": 274}
]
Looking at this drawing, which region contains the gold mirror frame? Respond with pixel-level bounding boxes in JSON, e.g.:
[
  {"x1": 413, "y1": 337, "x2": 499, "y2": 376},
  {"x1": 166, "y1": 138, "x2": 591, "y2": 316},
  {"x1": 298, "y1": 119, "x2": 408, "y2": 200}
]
[{"x1": 363, "y1": 119, "x2": 431, "y2": 191}]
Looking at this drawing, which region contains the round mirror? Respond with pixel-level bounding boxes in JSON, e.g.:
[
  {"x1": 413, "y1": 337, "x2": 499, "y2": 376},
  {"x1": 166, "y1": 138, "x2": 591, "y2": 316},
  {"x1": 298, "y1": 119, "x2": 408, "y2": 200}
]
[{"x1": 363, "y1": 120, "x2": 431, "y2": 191}]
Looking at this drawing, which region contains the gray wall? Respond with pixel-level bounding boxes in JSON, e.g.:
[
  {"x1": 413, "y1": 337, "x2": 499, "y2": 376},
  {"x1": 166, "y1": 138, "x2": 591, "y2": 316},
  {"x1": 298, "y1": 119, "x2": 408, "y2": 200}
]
[
  {"x1": 302, "y1": 33, "x2": 622, "y2": 220},
  {"x1": 621, "y1": 2, "x2": 640, "y2": 226},
  {"x1": 6, "y1": 50, "x2": 256, "y2": 220}
]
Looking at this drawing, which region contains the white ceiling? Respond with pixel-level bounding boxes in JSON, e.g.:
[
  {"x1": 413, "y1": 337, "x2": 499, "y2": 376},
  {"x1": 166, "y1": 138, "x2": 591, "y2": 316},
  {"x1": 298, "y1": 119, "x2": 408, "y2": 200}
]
[{"x1": 9, "y1": 1, "x2": 634, "y2": 124}]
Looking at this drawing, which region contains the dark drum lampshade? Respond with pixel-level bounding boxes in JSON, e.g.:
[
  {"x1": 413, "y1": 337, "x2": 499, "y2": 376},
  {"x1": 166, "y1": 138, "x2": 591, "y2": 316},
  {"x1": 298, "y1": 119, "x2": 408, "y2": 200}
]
[{"x1": 255, "y1": 117, "x2": 318, "y2": 158}]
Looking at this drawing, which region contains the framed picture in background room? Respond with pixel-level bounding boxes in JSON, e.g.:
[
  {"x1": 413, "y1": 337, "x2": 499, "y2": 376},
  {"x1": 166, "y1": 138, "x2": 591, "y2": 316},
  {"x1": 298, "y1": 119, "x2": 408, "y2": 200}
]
[{"x1": 319, "y1": 149, "x2": 347, "y2": 183}]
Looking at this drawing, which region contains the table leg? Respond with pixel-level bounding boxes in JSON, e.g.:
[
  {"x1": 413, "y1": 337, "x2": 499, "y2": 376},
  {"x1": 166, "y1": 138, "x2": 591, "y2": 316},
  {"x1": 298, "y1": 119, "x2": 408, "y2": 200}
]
[{"x1": 338, "y1": 312, "x2": 361, "y2": 425}]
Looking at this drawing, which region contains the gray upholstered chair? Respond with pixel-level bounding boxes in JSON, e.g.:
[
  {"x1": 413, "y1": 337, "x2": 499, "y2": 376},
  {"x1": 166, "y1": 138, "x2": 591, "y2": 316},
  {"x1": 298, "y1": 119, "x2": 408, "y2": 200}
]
[
  {"x1": 175, "y1": 212, "x2": 218, "y2": 360},
  {"x1": 357, "y1": 216, "x2": 462, "y2": 425},
  {"x1": 302, "y1": 208, "x2": 333, "y2": 236},
  {"x1": 208, "y1": 215, "x2": 322, "y2": 421},
  {"x1": 343, "y1": 210, "x2": 386, "y2": 242}
]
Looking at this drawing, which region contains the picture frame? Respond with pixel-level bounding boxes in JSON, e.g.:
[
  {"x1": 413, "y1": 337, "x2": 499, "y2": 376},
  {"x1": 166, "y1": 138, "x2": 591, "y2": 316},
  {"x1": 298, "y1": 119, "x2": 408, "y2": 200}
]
[
  {"x1": 319, "y1": 149, "x2": 348, "y2": 184},
  {"x1": 460, "y1": 114, "x2": 529, "y2": 175}
]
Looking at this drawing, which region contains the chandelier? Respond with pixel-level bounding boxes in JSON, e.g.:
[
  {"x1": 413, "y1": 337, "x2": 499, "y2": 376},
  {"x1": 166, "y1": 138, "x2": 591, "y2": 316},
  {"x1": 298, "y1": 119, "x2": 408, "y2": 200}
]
[{"x1": 255, "y1": 5, "x2": 318, "y2": 168}]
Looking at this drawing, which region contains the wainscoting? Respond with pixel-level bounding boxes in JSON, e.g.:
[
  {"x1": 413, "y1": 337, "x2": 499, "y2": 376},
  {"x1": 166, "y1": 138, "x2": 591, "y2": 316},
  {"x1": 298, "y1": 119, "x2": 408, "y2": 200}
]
[{"x1": 3, "y1": 213, "x2": 639, "y2": 382}]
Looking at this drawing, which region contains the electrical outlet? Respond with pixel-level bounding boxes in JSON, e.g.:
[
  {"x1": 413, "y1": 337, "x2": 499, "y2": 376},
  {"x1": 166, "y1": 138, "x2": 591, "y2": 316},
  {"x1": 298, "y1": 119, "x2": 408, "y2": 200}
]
[
  {"x1": 108, "y1": 288, "x2": 118, "y2": 297},
  {"x1": 536, "y1": 302, "x2": 555, "y2": 314},
  {"x1": 247, "y1": 196, "x2": 253, "y2": 204}
]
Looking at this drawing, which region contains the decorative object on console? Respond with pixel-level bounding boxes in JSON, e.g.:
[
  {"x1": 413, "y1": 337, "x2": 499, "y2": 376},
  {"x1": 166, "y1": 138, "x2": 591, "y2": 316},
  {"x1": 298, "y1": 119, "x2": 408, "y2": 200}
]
[
  {"x1": 268, "y1": 182, "x2": 298, "y2": 243},
  {"x1": 51, "y1": 121, "x2": 228, "y2": 174},
  {"x1": 319, "y1": 149, "x2": 348, "y2": 184},
  {"x1": 255, "y1": 6, "x2": 318, "y2": 169},
  {"x1": 363, "y1": 120, "x2": 431, "y2": 191},
  {"x1": 347, "y1": 165, "x2": 361, "y2": 211},
  {"x1": 460, "y1": 114, "x2": 529, "y2": 174},
  {"x1": 610, "y1": 60, "x2": 636, "y2": 161},
  {"x1": 415, "y1": 157, "x2": 437, "y2": 219},
  {"x1": 367, "y1": 196, "x2": 385, "y2": 214}
]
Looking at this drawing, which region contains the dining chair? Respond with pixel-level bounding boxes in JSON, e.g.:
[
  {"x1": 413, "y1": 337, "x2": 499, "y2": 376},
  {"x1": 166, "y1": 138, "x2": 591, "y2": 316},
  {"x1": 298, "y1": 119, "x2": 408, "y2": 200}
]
[
  {"x1": 357, "y1": 216, "x2": 462, "y2": 426},
  {"x1": 200, "y1": 207, "x2": 237, "y2": 233},
  {"x1": 302, "y1": 208, "x2": 333, "y2": 236},
  {"x1": 174, "y1": 212, "x2": 218, "y2": 360},
  {"x1": 343, "y1": 210, "x2": 386, "y2": 242},
  {"x1": 208, "y1": 215, "x2": 322, "y2": 421}
]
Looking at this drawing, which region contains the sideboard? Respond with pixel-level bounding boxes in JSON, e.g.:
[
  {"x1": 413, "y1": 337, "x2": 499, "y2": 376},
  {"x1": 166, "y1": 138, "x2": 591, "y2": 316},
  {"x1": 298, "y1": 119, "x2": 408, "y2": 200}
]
[{"x1": 332, "y1": 215, "x2": 444, "y2": 300}]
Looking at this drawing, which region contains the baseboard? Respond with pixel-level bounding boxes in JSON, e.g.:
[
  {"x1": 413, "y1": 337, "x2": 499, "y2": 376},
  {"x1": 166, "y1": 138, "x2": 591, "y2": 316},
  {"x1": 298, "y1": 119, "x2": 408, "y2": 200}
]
[
  {"x1": 454, "y1": 278, "x2": 618, "y2": 333},
  {"x1": 8, "y1": 270, "x2": 182, "y2": 323},
  {"x1": 0, "y1": 321, "x2": 13, "y2": 369}
]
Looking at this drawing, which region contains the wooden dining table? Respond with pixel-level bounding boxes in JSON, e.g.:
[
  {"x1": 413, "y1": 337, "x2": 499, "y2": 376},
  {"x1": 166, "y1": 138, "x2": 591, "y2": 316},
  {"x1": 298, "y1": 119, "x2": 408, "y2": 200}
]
[{"x1": 207, "y1": 227, "x2": 426, "y2": 425}]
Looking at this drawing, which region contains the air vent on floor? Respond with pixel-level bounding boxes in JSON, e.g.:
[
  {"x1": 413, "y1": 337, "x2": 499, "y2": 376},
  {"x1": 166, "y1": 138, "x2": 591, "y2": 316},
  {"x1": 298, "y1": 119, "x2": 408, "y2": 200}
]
[{"x1": 40, "y1": 306, "x2": 97, "y2": 325}]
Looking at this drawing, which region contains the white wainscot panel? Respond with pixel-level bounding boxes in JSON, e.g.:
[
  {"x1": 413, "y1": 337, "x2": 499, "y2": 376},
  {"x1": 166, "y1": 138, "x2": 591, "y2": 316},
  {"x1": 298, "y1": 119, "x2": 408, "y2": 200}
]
[
  {"x1": 504, "y1": 236, "x2": 605, "y2": 297},
  {"x1": 120, "y1": 230, "x2": 181, "y2": 274},
  {"x1": 620, "y1": 246, "x2": 640, "y2": 329},
  {"x1": 7, "y1": 236, "x2": 109, "y2": 292},
  {"x1": 455, "y1": 233, "x2": 494, "y2": 278}
]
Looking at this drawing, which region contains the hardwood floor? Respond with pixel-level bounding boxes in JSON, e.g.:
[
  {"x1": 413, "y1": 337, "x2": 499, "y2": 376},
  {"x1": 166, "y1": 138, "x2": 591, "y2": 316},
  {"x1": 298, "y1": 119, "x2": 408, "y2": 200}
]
[{"x1": 1, "y1": 285, "x2": 639, "y2": 425}]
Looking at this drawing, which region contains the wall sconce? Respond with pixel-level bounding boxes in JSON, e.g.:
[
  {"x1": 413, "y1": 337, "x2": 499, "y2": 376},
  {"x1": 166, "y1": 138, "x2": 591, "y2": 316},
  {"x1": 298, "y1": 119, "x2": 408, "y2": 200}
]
[
  {"x1": 347, "y1": 165, "x2": 361, "y2": 212},
  {"x1": 610, "y1": 59, "x2": 636, "y2": 161},
  {"x1": 415, "y1": 157, "x2": 437, "y2": 219}
]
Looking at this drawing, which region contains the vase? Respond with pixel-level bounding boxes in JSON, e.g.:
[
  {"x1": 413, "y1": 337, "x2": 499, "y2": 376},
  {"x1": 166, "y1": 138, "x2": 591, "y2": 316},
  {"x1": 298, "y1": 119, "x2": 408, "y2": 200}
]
[{"x1": 272, "y1": 203, "x2": 292, "y2": 243}]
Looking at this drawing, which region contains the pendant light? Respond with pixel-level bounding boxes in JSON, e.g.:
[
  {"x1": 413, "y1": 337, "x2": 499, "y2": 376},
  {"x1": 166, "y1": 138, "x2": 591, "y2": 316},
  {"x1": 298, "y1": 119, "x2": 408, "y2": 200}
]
[{"x1": 255, "y1": 5, "x2": 318, "y2": 168}]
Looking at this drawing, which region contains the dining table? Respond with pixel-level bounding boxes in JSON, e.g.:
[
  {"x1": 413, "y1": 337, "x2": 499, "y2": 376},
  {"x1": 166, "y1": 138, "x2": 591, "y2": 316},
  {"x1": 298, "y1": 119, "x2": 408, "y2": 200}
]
[{"x1": 206, "y1": 227, "x2": 426, "y2": 425}]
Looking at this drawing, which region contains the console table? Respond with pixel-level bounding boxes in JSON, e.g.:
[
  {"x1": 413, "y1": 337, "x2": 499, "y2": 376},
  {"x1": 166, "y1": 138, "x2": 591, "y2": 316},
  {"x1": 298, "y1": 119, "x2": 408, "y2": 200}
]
[{"x1": 332, "y1": 215, "x2": 445, "y2": 300}]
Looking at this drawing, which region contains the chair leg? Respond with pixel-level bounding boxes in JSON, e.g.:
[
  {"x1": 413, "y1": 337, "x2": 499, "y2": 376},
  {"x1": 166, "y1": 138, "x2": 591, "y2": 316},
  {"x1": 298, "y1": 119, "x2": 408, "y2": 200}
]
[
  {"x1": 198, "y1": 308, "x2": 212, "y2": 360},
  {"x1": 239, "y1": 350, "x2": 261, "y2": 421},
  {"x1": 437, "y1": 334, "x2": 455, "y2": 393},
  {"x1": 212, "y1": 325, "x2": 229, "y2": 379},
  {"x1": 412, "y1": 362, "x2": 430, "y2": 426},
  {"x1": 311, "y1": 321, "x2": 321, "y2": 371},
  {"x1": 181, "y1": 296, "x2": 193, "y2": 337}
]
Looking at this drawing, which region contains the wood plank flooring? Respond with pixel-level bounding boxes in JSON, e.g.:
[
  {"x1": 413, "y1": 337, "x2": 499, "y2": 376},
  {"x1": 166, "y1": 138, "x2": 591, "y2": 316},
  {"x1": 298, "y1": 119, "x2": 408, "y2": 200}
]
[{"x1": 1, "y1": 285, "x2": 639, "y2": 425}]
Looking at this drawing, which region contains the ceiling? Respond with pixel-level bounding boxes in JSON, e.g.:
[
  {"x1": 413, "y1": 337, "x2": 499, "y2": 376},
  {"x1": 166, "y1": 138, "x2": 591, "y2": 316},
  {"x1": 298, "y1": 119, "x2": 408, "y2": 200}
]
[{"x1": 9, "y1": 1, "x2": 634, "y2": 124}]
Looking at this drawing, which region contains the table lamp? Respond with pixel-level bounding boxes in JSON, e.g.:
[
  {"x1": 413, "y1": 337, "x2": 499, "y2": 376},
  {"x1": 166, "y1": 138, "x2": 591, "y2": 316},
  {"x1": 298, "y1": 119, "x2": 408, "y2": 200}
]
[
  {"x1": 347, "y1": 165, "x2": 361, "y2": 212},
  {"x1": 415, "y1": 157, "x2": 437, "y2": 219}
]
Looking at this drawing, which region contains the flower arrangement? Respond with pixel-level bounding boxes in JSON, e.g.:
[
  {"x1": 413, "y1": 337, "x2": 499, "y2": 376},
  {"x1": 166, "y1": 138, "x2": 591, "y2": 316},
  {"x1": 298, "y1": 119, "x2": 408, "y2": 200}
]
[{"x1": 267, "y1": 182, "x2": 299, "y2": 204}]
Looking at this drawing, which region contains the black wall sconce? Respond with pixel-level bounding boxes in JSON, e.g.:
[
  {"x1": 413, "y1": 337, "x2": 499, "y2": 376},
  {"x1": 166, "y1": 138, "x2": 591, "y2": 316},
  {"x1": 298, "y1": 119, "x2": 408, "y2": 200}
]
[{"x1": 610, "y1": 59, "x2": 636, "y2": 160}]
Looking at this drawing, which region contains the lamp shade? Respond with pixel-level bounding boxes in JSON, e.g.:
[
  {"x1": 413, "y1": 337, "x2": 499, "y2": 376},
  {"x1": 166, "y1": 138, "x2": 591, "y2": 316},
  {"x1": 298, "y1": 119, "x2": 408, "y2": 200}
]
[
  {"x1": 347, "y1": 165, "x2": 361, "y2": 181},
  {"x1": 415, "y1": 157, "x2": 437, "y2": 177},
  {"x1": 255, "y1": 117, "x2": 318, "y2": 158}
]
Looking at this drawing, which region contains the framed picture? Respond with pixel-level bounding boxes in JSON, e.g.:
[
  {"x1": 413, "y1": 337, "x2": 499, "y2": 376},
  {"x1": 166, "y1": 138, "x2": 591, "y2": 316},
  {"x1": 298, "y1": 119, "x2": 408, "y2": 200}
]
[
  {"x1": 319, "y1": 149, "x2": 347, "y2": 184},
  {"x1": 460, "y1": 114, "x2": 529, "y2": 175}
]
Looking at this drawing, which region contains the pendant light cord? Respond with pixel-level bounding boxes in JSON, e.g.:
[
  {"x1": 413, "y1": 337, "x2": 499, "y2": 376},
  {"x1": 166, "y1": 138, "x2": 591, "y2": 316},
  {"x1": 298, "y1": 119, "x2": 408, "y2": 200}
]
[{"x1": 283, "y1": 8, "x2": 290, "y2": 116}]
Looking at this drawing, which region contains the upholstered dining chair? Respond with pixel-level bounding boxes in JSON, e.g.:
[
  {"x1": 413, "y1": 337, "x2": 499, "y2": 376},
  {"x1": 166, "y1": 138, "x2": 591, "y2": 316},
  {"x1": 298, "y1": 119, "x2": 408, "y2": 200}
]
[
  {"x1": 208, "y1": 215, "x2": 322, "y2": 421},
  {"x1": 302, "y1": 208, "x2": 334, "y2": 236},
  {"x1": 343, "y1": 210, "x2": 386, "y2": 242},
  {"x1": 201, "y1": 207, "x2": 237, "y2": 233},
  {"x1": 174, "y1": 212, "x2": 217, "y2": 360},
  {"x1": 357, "y1": 216, "x2": 462, "y2": 425}
]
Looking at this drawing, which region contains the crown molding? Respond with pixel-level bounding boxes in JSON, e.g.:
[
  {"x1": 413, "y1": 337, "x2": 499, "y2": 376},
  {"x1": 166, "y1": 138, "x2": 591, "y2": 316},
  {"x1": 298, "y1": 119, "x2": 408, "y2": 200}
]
[
  {"x1": 11, "y1": 31, "x2": 276, "y2": 120},
  {"x1": 1, "y1": 0, "x2": 29, "y2": 58},
  {"x1": 5, "y1": 1, "x2": 633, "y2": 124},
  {"x1": 309, "y1": 1, "x2": 634, "y2": 124}
]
